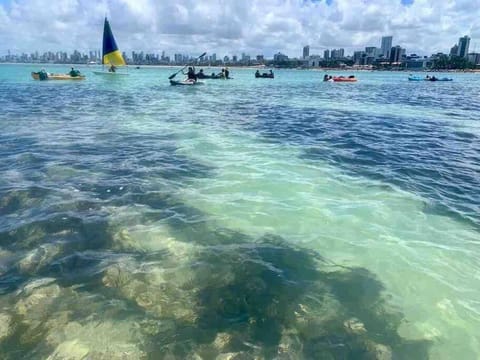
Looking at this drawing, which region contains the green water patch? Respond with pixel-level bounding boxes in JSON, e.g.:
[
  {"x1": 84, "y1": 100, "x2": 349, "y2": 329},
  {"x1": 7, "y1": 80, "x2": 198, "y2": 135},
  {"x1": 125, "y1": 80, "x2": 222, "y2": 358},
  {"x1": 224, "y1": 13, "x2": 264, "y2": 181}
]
[
  {"x1": 0, "y1": 187, "x2": 51, "y2": 216},
  {"x1": 95, "y1": 231, "x2": 432, "y2": 359},
  {"x1": 0, "y1": 190, "x2": 436, "y2": 358}
]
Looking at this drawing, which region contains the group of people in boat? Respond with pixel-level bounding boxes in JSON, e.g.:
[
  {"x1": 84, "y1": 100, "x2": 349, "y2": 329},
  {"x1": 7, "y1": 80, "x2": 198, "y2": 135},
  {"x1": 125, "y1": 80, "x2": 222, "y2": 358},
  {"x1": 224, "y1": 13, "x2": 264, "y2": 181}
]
[
  {"x1": 425, "y1": 75, "x2": 440, "y2": 81},
  {"x1": 185, "y1": 67, "x2": 231, "y2": 82},
  {"x1": 255, "y1": 70, "x2": 274, "y2": 78},
  {"x1": 323, "y1": 74, "x2": 356, "y2": 81},
  {"x1": 34, "y1": 67, "x2": 82, "y2": 80}
]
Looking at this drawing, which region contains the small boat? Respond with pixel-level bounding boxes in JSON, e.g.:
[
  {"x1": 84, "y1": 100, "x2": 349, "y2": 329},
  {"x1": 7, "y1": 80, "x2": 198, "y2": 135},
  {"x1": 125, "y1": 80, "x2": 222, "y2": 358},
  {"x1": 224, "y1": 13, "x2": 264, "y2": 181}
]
[
  {"x1": 31, "y1": 71, "x2": 85, "y2": 81},
  {"x1": 409, "y1": 76, "x2": 453, "y2": 82},
  {"x1": 92, "y1": 71, "x2": 129, "y2": 77},
  {"x1": 93, "y1": 17, "x2": 129, "y2": 76},
  {"x1": 426, "y1": 77, "x2": 453, "y2": 82},
  {"x1": 197, "y1": 74, "x2": 224, "y2": 79},
  {"x1": 170, "y1": 79, "x2": 205, "y2": 86},
  {"x1": 333, "y1": 76, "x2": 357, "y2": 82},
  {"x1": 255, "y1": 71, "x2": 274, "y2": 79}
]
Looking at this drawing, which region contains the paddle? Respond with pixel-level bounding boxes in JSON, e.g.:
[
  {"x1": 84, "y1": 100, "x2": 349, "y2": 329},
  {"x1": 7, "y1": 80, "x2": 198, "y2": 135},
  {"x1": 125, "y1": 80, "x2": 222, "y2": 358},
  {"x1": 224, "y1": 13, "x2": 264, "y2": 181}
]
[{"x1": 168, "y1": 52, "x2": 206, "y2": 80}]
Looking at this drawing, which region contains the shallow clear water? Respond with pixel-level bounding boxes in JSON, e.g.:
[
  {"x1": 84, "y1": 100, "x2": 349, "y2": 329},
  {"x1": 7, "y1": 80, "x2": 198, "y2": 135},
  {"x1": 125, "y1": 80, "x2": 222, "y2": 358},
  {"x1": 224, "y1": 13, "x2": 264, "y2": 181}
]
[{"x1": 0, "y1": 64, "x2": 479, "y2": 359}]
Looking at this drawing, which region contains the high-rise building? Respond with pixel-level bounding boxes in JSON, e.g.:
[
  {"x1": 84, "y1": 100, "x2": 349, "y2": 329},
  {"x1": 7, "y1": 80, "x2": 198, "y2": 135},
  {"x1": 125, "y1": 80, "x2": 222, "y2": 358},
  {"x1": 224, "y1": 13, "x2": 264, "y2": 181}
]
[
  {"x1": 457, "y1": 35, "x2": 470, "y2": 58},
  {"x1": 303, "y1": 45, "x2": 310, "y2": 59},
  {"x1": 353, "y1": 51, "x2": 366, "y2": 64},
  {"x1": 467, "y1": 53, "x2": 480, "y2": 65},
  {"x1": 323, "y1": 49, "x2": 330, "y2": 60},
  {"x1": 273, "y1": 52, "x2": 289, "y2": 62},
  {"x1": 389, "y1": 45, "x2": 404, "y2": 63},
  {"x1": 365, "y1": 47, "x2": 377, "y2": 57},
  {"x1": 330, "y1": 48, "x2": 344, "y2": 59},
  {"x1": 450, "y1": 44, "x2": 459, "y2": 56},
  {"x1": 381, "y1": 36, "x2": 393, "y2": 58}
]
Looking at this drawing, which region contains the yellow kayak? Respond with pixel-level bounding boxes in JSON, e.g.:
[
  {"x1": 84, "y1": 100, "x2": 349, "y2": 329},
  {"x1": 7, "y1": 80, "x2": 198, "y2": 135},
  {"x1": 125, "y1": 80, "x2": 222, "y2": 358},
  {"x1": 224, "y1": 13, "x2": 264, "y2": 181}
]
[{"x1": 31, "y1": 72, "x2": 86, "y2": 81}]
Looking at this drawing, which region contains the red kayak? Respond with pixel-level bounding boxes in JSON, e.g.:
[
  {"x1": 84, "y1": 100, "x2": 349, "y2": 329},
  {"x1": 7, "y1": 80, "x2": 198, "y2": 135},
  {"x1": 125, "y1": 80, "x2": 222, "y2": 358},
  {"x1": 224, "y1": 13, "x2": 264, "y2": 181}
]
[{"x1": 333, "y1": 77, "x2": 357, "y2": 82}]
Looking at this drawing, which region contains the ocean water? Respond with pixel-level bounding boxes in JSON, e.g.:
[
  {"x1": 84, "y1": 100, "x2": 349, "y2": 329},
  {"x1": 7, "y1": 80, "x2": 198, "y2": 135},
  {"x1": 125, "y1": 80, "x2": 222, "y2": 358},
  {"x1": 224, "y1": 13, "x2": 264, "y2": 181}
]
[{"x1": 0, "y1": 64, "x2": 479, "y2": 359}]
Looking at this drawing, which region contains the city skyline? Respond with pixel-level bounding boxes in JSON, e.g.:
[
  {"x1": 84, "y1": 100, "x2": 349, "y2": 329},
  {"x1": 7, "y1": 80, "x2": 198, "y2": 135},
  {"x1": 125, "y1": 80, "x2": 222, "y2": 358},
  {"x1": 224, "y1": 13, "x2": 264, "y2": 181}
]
[
  {"x1": 0, "y1": 0, "x2": 479, "y2": 58},
  {"x1": 2, "y1": 33, "x2": 477, "y2": 66}
]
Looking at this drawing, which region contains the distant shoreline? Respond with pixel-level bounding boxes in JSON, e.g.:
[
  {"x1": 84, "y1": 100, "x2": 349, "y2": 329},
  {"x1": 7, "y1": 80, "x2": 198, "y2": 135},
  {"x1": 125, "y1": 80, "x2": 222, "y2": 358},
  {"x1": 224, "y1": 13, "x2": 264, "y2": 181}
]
[{"x1": 1, "y1": 62, "x2": 479, "y2": 73}]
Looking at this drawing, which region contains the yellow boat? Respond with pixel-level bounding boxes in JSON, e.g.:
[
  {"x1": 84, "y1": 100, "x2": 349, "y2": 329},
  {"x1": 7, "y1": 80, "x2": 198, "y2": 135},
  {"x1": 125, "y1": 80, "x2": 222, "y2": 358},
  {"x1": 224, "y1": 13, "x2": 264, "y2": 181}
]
[{"x1": 31, "y1": 72, "x2": 86, "y2": 81}]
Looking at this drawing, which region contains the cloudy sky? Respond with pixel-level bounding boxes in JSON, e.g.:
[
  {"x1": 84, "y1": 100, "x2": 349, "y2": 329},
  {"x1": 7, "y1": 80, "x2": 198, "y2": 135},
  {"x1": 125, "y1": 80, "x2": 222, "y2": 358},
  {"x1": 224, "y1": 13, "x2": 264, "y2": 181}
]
[{"x1": 0, "y1": 0, "x2": 479, "y2": 57}]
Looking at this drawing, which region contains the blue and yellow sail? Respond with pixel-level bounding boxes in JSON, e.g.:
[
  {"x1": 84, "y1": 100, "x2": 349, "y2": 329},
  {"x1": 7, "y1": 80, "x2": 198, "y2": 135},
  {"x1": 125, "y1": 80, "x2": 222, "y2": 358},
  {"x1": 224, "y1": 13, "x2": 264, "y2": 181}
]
[{"x1": 102, "y1": 18, "x2": 126, "y2": 66}]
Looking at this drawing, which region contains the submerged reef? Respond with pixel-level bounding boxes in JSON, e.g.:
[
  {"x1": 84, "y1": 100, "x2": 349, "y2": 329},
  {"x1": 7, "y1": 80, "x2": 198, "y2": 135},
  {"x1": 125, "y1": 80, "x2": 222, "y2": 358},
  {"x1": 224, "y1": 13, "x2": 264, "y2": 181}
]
[{"x1": 0, "y1": 188, "x2": 432, "y2": 359}]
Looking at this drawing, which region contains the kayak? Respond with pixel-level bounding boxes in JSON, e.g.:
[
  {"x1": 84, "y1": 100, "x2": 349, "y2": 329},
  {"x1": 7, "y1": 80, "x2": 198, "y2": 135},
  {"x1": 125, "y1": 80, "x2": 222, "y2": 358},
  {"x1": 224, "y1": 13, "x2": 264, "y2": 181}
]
[
  {"x1": 333, "y1": 77, "x2": 357, "y2": 82},
  {"x1": 408, "y1": 76, "x2": 453, "y2": 82},
  {"x1": 31, "y1": 72, "x2": 86, "y2": 80},
  {"x1": 197, "y1": 75, "x2": 224, "y2": 79},
  {"x1": 170, "y1": 79, "x2": 205, "y2": 86}
]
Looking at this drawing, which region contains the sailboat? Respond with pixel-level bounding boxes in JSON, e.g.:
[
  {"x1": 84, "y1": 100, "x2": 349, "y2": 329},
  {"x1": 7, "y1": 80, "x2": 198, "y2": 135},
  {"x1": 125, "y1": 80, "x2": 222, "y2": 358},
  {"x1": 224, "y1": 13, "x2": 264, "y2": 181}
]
[{"x1": 93, "y1": 17, "x2": 128, "y2": 76}]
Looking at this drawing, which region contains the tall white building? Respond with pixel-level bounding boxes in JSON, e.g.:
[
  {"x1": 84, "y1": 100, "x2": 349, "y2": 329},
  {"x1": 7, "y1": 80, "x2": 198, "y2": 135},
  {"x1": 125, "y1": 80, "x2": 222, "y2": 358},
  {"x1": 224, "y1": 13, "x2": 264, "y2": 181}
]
[{"x1": 381, "y1": 36, "x2": 393, "y2": 58}]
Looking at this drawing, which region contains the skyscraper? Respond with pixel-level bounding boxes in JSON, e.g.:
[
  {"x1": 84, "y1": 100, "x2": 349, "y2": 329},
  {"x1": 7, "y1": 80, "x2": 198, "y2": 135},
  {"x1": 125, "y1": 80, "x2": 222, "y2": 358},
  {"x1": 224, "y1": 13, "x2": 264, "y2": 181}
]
[
  {"x1": 323, "y1": 49, "x2": 330, "y2": 60},
  {"x1": 331, "y1": 48, "x2": 344, "y2": 59},
  {"x1": 450, "y1": 44, "x2": 459, "y2": 56},
  {"x1": 365, "y1": 47, "x2": 377, "y2": 57},
  {"x1": 457, "y1": 35, "x2": 470, "y2": 58},
  {"x1": 389, "y1": 45, "x2": 404, "y2": 63},
  {"x1": 303, "y1": 45, "x2": 310, "y2": 59},
  {"x1": 381, "y1": 36, "x2": 393, "y2": 58}
]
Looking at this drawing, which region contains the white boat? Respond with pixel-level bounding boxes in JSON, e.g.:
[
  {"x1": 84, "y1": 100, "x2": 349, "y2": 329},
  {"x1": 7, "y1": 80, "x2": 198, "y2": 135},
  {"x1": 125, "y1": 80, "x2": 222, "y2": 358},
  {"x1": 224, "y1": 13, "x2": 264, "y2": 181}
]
[
  {"x1": 92, "y1": 71, "x2": 129, "y2": 76},
  {"x1": 170, "y1": 79, "x2": 205, "y2": 86},
  {"x1": 93, "y1": 17, "x2": 129, "y2": 76}
]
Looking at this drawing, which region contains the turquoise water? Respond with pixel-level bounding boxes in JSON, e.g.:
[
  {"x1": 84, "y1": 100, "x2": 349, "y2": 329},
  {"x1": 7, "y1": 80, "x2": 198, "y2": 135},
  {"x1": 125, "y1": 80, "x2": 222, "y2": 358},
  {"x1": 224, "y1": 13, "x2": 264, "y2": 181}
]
[{"x1": 0, "y1": 64, "x2": 479, "y2": 359}]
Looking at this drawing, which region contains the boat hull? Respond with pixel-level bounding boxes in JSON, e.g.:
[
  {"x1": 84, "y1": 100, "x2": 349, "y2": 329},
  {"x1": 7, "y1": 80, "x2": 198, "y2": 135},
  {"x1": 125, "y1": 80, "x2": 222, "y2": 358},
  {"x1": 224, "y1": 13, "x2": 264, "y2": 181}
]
[
  {"x1": 197, "y1": 76, "x2": 224, "y2": 79},
  {"x1": 333, "y1": 77, "x2": 357, "y2": 82},
  {"x1": 92, "y1": 71, "x2": 129, "y2": 76},
  {"x1": 409, "y1": 77, "x2": 453, "y2": 82},
  {"x1": 31, "y1": 72, "x2": 86, "y2": 81},
  {"x1": 170, "y1": 79, "x2": 204, "y2": 86}
]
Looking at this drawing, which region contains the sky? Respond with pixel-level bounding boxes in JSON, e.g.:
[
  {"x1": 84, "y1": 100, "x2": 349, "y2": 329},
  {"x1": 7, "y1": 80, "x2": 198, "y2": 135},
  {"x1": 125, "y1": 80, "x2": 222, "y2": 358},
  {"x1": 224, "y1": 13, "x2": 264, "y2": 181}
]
[{"x1": 0, "y1": 0, "x2": 479, "y2": 57}]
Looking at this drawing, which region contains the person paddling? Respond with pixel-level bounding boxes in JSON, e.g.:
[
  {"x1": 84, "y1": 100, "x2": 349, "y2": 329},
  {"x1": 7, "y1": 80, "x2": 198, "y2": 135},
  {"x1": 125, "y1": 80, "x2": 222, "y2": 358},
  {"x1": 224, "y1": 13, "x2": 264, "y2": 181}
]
[{"x1": 184, "y1": 66, "x2": 197, "y2": 82}]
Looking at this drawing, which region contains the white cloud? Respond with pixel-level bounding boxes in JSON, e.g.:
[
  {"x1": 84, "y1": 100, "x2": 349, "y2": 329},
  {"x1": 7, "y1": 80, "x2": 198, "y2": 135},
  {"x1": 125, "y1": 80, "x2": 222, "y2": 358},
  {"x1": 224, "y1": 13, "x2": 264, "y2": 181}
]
[{"x1": 0, "y1": 0, "x2": 478, "y2": 57}]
